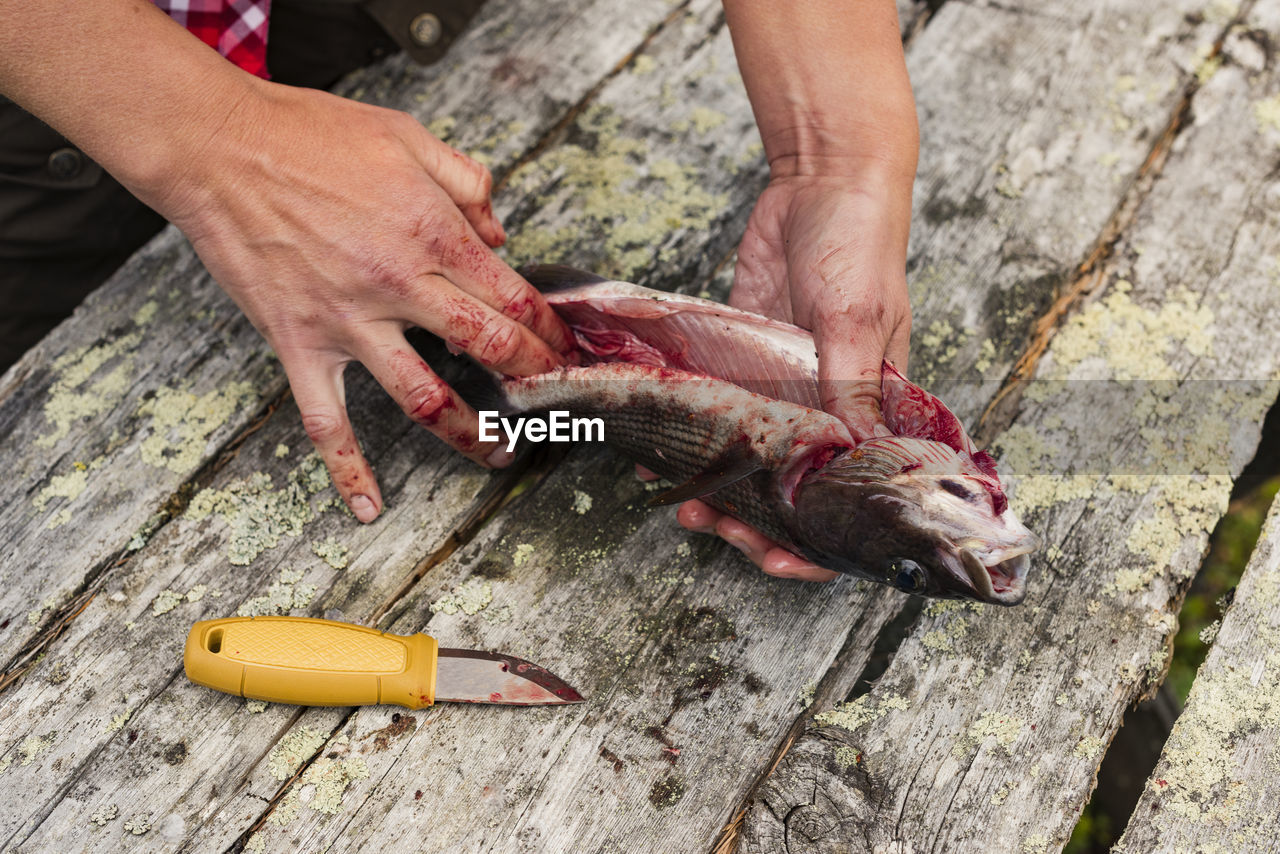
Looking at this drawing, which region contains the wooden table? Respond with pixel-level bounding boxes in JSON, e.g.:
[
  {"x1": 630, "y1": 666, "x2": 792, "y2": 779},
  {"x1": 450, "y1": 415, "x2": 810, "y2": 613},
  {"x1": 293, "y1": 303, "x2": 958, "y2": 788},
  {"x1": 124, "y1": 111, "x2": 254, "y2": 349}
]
[{"x1": 3, "y1": 0, "x2": 1280, "y2": 850}]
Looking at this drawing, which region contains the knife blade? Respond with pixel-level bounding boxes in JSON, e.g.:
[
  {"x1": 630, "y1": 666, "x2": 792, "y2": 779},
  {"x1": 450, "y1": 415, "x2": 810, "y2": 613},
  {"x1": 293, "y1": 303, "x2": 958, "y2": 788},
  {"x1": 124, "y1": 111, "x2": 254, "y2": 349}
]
[{"x1": 183, "y1": 616, "x2": 584, "y2": 708}]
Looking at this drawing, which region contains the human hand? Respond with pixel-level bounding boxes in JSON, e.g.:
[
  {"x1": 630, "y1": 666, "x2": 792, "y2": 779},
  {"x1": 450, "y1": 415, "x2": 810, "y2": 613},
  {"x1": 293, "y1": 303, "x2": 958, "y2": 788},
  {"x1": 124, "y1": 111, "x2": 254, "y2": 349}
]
[
  {"x1": 151, "y1": 81, "x2": 574, "y2": 523},
  {"x1": 676, "y1": 172, "x2": 913, "y2": 582}
]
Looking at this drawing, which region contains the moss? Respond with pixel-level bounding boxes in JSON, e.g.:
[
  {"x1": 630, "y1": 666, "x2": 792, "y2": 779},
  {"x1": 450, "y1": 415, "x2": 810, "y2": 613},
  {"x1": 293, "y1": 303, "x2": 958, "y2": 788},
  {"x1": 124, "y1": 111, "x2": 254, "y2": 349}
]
[{"x1": 648, "y1": 774, "x2": 685, "y2": 809}]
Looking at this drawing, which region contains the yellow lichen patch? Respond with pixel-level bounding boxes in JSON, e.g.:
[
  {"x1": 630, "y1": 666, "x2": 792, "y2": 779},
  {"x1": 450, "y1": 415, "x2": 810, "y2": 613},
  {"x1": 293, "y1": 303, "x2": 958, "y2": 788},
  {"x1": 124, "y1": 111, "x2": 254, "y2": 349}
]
[
  {"x1": 572, "y1": 489, "x2": 593, "y2": 515},
  {"x1": 132, "y1": 300, "x2": 159, "y2": 326},
  {"x1": 1041, "y1": 281, "x2": 1213, "y2": 382},
  {"x1": 32, "y1": 456, "x2": 105, "y2": 527},
  {"x1": 1106, "y1": 474, "x2": 1231, "y2": 594},
  {"x1": 89, "y1": 804, "x2": 118, "y2": 826},
  {"x1": 632, "y1": 54, "x2": 657, "y2": 75},
  {"x1": 1074, "y1": 734, "x2": 1105, "y2": 759},
  {"x1": 37, "y1": 333, "x2": 141, "y2": 447},
  {"x1": 816, "y1": 693, "x2": 910, "y2": 732},
  {"x1": 974, "y1": 338, "x2": 998, "y2": 374},
  {"x1": 513, "y1": 543, "x2": 536, "y2": 567},
  {"x1": 186, "y1": 454, "x2": 332, "y2": 566},
  {"x1": 103, "y1": 711, "x2": 131, "y2": 733},
  {"x1": 312, "y1": 537, "x2": 349, "y2": 570},
  {"x1": 429, "y1": 579, "x2": 493, "y2": 616},
  {"x1": 501, "y1": 104, "x2": 729, "y2": 280},
  {"x1": 1131, "y1": 539, "x2": 1280, "y2": 840},
  {"x1": 137, "y1": 381, "x2": 258, "y2": 474},
  {"x1": 18, "y1": 733, "x2": 55, "y2": 766},
  {"x1": 237, "y1": 568, "x2": 318, "y2": 617},
  {"x1": 267, "y1": 726, "x2": 329, "y2": 781},
  {"x1": 951, "y1": 712, "x2": 1024, "y2": 758},
  {"x1": 833, "y1": 746, "x2": 861, "y2": 772},
  {"x1": 1255, "y1": 94, "x2": 1280, "y2": 138},
  {"x1": 920, "y1": 615, "x2": 970, "y2": 656}
]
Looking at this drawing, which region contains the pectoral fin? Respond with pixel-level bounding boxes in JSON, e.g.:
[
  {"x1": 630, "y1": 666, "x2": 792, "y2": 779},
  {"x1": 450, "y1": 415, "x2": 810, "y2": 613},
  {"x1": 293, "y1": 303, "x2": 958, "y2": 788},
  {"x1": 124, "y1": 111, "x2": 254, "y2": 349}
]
[{"x1": 648, "y1": 445, "x2": 763, "y2": 506}]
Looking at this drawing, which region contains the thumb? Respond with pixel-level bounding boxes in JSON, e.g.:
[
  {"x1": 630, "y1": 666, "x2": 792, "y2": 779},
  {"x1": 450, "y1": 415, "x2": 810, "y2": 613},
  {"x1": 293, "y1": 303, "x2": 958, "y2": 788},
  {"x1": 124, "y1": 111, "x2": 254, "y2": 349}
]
[{"x1": 815, "y1": 332, "x2": 894, "y2": 443}]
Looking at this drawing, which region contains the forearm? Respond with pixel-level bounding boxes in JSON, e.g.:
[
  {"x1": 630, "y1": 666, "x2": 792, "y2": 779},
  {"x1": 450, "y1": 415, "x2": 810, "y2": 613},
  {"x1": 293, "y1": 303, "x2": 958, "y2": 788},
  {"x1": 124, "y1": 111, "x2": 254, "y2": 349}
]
[
  {"x1": 723, "y1": 0, "x2": 919, "y2": 184},
  {"x1": 0, "y1": 0, "x2": 255, "y2": 209}
]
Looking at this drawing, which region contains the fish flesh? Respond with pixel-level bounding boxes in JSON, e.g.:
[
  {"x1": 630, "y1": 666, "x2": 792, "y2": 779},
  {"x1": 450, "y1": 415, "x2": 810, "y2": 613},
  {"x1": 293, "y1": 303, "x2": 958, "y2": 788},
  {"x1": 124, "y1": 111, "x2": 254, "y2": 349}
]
[{"x1": 505, "y1": 265, "x2": 1037, "y2": 605}]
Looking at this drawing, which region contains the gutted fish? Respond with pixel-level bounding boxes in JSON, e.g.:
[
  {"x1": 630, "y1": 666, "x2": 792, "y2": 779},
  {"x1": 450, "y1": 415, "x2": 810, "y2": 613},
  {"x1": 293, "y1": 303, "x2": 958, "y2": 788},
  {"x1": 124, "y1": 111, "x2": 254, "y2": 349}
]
[{"x1": 507, "y1": 265, "x2": 1038, "y2": 605}]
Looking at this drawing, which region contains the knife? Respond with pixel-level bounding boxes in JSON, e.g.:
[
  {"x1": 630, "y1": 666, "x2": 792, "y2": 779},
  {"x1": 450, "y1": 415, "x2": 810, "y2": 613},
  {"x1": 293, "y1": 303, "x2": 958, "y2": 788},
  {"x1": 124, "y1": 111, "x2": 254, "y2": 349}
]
[{"x1": 183, "y1": 616, "x2": 584, "y2": 708}]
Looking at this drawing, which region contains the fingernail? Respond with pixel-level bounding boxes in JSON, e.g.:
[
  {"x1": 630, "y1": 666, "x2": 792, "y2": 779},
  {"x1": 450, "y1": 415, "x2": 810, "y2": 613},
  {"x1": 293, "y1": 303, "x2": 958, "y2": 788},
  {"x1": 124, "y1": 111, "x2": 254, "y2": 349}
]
[
  {"x1": 349, "y1": 494, "x2": 379, "y2": 523},
  {"x1": 486, "y1": 447, "x2": 515, "y2": 468}
]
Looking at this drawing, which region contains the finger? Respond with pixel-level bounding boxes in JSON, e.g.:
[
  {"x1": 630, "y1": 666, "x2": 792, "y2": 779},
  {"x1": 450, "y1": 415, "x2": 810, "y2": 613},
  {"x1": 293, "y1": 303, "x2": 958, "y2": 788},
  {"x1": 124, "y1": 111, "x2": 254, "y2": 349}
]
[
  {"x1": 438, "y1": 237, "x2": 575, "y2": 357},
  {"x1": 355, "y1": 334, "x2": 514, "y2": 469},
  {"x1": 404, "y1": 273, "x2": 566, "y2": 376},
  {"x1": 282, "y1": 354, "x2": 383, "y2": 523},
  {"x1": 394, "y1": 115, "x2": 506, "y2": 247},
  {"x1": 676, "y1": 499, "x2": 719, "y2": 533},
  {"x1": 635, "y1": 464, "x2": 660, "y2": 482},
  {"x1": 760, "y1": 548, "x2": 839, "y2": 582},
  {"x1": 814, "y1": 323, "x2": 894, "y2": 442}
]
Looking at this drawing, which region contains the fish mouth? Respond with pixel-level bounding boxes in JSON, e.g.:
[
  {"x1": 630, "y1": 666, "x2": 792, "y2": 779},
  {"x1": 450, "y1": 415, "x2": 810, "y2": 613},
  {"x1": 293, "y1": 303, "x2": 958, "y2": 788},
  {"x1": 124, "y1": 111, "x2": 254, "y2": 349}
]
[{"x1": 957, "y1": 549, "x2": 1031, "y2": 606}]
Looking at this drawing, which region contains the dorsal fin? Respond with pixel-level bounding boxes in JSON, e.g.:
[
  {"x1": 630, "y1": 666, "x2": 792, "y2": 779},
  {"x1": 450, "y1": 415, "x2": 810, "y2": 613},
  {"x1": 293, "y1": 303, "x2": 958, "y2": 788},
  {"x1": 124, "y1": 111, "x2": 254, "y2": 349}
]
[
  {"x1": 648, "y1": 443, "x2": 763, "y2": 506},
  {"x1": 517, "y1": 264, "x2": 610, "y2": 293}
]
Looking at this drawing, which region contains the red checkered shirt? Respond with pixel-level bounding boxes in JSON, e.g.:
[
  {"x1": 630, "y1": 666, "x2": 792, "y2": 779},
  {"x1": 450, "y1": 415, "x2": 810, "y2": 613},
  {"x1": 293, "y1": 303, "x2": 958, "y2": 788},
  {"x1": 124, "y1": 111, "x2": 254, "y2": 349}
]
[{"x1": 153, "y1": 0, "x2": 273, "y2": 79}]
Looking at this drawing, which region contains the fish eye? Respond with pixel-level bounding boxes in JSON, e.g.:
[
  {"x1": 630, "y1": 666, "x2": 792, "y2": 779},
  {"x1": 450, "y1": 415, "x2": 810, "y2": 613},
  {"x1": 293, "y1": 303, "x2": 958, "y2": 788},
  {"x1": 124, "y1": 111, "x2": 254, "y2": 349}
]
[
  {"x1": 939, "y1": 478, "x2": 974, "y2": 501},
  {"x1": 891, "y1": 559, "x2": 926, "y2": 593}
]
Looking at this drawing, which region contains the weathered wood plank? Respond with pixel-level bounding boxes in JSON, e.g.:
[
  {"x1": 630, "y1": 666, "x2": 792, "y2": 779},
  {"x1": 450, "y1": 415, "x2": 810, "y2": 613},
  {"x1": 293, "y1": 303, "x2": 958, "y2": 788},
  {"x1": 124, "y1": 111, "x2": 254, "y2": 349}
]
[
  {"x1": 1116, "y1": 490, "x2": 1280, "y2": 850},
  {"x1": 0, "y1": 0, "x2": 698, "y2": 674},
  {"x1": 0, "y1": 1, "x2": 902, "y2": 850},
  {"x1": 742, "y1": 2, "x2": 1280, "y2": 851}
]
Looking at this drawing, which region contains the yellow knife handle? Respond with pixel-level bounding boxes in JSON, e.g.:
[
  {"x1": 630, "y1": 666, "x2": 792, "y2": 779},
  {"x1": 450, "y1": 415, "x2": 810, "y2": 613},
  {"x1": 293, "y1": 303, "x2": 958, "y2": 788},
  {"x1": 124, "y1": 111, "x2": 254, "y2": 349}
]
[{"x1": 184, "y1": 616, "x2": 438, "y2": 709}]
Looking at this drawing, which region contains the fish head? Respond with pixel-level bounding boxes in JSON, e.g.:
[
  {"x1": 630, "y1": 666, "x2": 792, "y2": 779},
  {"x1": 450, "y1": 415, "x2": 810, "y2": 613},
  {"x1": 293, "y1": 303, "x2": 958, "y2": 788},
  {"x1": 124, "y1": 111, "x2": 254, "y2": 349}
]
[{"x1": 790, "y1": 437, "x2": 1038, "y2": 605}]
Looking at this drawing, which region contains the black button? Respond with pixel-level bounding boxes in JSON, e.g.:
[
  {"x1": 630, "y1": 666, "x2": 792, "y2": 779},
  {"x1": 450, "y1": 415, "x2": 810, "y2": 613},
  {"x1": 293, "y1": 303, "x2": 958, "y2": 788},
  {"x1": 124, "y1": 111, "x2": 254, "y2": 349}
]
[{"x1": 47, "y1": 148, "x2": 84, "y2": 180}]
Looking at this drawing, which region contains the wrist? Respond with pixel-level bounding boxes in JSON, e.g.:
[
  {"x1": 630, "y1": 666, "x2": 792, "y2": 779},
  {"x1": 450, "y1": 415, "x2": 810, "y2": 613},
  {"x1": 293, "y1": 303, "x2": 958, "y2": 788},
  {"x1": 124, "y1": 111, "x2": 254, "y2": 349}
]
[{"x1": 763, "y1": 112, "x2": 919, "y2": 187}]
